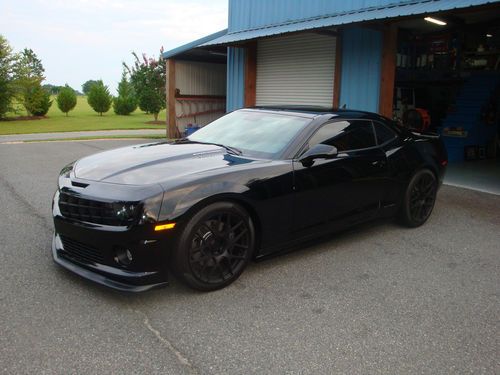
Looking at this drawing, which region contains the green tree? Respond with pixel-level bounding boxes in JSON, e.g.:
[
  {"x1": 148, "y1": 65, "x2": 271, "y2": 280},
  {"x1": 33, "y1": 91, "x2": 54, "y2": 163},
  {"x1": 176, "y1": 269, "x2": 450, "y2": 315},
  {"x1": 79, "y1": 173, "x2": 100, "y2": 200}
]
[
  {"x1": 43, "y1": 84, "x2": 64, "y2": 95},
  {"x1": 24, "y1": 83, "x2": 52, "y2": 116},
  {"x1": 56, "y1": 85, "x2": 77, "y2": 116},
  {"x1": 113, "y1": 71, "x2": 137, "y2": 115},
  {"x1": 124, "y1": 51, "x2": 165, "y2": 121},
  {"x1": 82, "y1": 79, "x2": 99, "y2": 95},
  {"x1": 138, "y1": 86, "x2": 163, "y2": 118},
  {"x1": 0, "y1": 35, "x2": 16, "y2": 118},
  {"x1": 13, "y1": 48, "x2": 45, "y2": 115},
  {"x1": 13, "y1": 48, "x2": 44, "y2": 82},
  {"x1": 87, "y1": 80, "x2": 112, "y2": 116}
]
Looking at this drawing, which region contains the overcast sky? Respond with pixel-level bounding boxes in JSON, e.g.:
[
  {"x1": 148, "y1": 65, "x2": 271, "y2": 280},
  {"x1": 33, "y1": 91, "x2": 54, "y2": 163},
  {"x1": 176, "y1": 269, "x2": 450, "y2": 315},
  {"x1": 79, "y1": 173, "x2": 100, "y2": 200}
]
[{"x1": 1, "y1": 0, "x2": 228, "y2": 93}]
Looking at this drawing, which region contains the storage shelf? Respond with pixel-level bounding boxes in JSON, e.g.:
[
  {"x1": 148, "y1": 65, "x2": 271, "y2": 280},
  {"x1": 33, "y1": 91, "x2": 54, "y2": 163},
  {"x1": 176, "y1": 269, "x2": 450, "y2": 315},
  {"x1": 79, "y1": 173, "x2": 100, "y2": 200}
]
[{"x1": 176, "y1": 109, "x2": 225, "y2": 119}]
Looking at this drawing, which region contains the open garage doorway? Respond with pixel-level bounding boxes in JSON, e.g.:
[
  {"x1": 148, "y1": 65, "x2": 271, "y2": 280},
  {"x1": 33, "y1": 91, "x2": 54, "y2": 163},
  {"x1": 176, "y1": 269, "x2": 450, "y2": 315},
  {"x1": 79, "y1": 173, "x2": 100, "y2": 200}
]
[
  {"x1": 392, "y1": 6, "x2": 500, "y2": 194},
  {"x1": 162, "y1": 31, "x2": 228, "y2": 138}
]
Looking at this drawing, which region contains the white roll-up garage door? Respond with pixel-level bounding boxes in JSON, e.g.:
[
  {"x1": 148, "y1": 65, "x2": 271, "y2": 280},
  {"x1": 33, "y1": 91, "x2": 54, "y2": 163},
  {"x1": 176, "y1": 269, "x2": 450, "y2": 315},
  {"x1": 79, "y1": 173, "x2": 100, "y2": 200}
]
[{"x1": 256, "y1": 33, "x2": 336, "y2": 107}]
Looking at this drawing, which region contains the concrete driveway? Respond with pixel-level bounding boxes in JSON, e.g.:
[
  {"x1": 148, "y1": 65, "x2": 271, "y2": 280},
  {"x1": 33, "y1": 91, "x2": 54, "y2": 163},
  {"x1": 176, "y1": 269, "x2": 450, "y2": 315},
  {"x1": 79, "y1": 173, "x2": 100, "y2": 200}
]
[{"x1": 0, "y1": 139, "x2": 498, "y2": 374}]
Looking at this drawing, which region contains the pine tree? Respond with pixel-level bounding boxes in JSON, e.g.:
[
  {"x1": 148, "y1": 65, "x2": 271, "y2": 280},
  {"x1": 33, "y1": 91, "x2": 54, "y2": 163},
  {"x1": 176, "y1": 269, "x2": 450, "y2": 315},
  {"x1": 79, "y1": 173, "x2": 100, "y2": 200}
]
[
  {"x1": 56, "y1": 85, "x2": 77, "y2": 116},
  {"x1": 0, "y1": 35, "x2": 16, "y2": 118},
  {"x1": 87, "y1": 80, "x2": 112, "y2": 116},
  {"x1": 113, "y1": 72, "x2": 137, "y2": 115},
  {"x1": 13, "y1": 48, "x2": 46, "y2": 115},
  {"x1": 24, "y1": 83, "x2": 52, "y2": 116}
]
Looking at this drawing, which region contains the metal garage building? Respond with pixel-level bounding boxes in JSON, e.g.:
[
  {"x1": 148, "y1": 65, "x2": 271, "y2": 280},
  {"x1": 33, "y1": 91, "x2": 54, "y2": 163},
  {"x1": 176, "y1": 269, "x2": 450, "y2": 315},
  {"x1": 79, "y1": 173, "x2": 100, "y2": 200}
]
[{"x1": 162, "y1": 0, "x2": 500, "y2": 193}]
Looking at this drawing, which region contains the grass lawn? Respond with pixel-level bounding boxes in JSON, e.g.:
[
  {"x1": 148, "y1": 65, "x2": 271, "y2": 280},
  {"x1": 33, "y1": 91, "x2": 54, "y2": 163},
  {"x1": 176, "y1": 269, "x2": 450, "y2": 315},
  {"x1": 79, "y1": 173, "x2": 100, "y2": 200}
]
[
  {"x1": 0, "y1": 96, "x2": 167, "y2": 135},
  {"x1": 23, "y1": 134, "x2": 166, "y2": 142}
]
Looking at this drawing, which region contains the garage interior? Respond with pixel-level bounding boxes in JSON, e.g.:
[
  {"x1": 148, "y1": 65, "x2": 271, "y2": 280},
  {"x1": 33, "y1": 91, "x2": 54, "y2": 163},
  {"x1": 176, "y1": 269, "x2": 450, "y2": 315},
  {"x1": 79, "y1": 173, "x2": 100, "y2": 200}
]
[
  {"x1": 393, "y1": 8, "x2": 500, "y2": 194},
  {"x1": 163, "y1": 33, "x2": 228, "y2": 137}
]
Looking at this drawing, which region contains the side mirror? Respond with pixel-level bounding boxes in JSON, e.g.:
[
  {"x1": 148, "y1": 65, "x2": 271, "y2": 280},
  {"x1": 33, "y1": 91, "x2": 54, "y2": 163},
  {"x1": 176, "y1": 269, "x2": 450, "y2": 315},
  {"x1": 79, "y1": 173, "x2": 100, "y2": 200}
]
[{"x1": 299, "y1": 144, "x2": 338, "y2": 166}]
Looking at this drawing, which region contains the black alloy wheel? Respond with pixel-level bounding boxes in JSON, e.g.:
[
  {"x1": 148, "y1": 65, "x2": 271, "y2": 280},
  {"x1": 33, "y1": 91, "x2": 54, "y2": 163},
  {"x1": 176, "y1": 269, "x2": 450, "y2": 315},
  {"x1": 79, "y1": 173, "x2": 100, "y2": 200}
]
[
  {"x1": 172, "y1": 202, "x2": 255, "y2": 291},
  {"x1": 399, "y1": 169, "x2": 438, "y2": 227}
]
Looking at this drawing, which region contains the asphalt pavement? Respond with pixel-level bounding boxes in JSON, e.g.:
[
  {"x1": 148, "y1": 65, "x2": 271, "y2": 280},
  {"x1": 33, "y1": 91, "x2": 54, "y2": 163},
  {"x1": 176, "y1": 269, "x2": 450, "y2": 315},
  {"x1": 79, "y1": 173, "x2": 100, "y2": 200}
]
[{"x1": 0, "y1": 139, "x2": 498, "y2": 374}]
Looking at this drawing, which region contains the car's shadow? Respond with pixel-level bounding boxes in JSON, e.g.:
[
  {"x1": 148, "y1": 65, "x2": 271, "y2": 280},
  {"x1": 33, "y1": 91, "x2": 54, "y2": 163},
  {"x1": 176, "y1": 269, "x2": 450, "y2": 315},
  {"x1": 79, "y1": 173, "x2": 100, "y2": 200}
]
[{"x1": 54, "y1": 216, "x2": 401, "y2": 302}]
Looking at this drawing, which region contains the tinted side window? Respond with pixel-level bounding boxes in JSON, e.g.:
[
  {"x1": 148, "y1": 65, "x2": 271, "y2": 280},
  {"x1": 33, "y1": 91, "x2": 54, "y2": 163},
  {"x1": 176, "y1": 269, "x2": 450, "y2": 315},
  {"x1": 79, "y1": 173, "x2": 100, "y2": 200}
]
[
  {"x1": 373, "y1": 121, "x2": 397, "y2": 145},
  {"x1": 307, "y1": 120, "x2": 376, "y2": 152}
]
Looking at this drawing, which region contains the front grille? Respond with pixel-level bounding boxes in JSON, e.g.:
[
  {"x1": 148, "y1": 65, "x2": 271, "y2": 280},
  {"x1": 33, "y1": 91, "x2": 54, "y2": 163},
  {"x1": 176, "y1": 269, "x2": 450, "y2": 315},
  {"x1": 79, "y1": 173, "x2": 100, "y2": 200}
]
[
  {"x1": 60, "y1": 235, "x2": 105, "y2": 264},
  {"x1": 58, "y1": 191, "x2": 137, "y2": 226}
]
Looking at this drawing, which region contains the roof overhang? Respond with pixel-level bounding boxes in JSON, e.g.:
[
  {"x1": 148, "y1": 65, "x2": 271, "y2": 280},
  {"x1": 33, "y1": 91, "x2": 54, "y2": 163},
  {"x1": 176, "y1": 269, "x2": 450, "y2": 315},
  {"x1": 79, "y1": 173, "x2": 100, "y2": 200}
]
[
  {"x1": 201, "y1": 0, "x2": 498, "y2": 46},
  {"x1": 161, "y1": 29, "x2": 228, "y2": 63}
]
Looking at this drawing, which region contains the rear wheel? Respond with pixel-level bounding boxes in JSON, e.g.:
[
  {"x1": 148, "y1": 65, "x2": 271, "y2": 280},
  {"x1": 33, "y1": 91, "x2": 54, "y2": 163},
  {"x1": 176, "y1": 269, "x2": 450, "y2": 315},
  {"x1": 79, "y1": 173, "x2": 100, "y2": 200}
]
[
  {"x1": 172, "y1": 202, "x2": 255, "y2": 291},
  {"x1": 398, "y1": 169, "x2": 438, "y2": 227}
]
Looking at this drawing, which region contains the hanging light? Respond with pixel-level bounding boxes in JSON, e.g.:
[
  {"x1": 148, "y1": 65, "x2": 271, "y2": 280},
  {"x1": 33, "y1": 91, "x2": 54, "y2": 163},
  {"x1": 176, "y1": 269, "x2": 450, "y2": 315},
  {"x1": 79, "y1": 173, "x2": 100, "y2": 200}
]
[{"x1": 424, "y1": 17, "x2": 447, "y2": 26}]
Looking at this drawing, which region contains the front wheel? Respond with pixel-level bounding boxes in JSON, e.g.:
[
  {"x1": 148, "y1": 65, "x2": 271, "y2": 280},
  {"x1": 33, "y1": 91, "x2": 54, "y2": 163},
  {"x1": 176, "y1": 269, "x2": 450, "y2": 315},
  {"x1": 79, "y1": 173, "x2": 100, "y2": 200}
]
[
  {"x1": 172, "y1": 202, "x2": 255, "y2": 291},
  {"x1": 398, "y1": 169, "x2": 438, "y2": 227}
]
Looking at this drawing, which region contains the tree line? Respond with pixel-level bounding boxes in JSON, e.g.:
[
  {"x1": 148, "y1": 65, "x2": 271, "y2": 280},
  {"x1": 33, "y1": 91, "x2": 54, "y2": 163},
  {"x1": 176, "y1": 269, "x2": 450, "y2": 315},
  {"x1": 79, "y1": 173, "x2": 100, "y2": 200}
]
[{"x1": 0, "y1": 35, "x2": 166, "y2": 120}]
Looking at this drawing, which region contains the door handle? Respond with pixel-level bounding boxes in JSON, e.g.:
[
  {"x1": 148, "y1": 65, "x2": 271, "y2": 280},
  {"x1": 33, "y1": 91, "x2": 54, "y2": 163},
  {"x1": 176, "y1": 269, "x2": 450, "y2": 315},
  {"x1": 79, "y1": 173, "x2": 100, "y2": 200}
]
[{"x1": 371, "y1": 160, "x2": 386, "y2": 167}]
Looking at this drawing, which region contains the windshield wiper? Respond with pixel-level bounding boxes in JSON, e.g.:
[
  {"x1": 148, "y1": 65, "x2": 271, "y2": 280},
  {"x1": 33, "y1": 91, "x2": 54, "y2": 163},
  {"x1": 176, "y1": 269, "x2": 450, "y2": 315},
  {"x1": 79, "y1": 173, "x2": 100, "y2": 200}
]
[{"x1": 174, "y1": 138, "x2": 242, "y2": 155}]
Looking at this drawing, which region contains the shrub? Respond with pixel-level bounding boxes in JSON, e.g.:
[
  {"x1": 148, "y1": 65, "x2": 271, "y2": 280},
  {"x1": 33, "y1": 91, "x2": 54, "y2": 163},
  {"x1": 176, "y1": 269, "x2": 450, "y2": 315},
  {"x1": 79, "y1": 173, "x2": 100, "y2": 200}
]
[
  {"x1": 56, "y1": 85, "x2": 77, "y2": 116},
  {"x1": 87, "y1": 81, "x2": 112, "y2": 116},
  {"x1": 24, "y1": 83, "x2": 52, "y2": 116},
  {"x1": 113, "y1": 72, "x2": 137, "y2": 115}
]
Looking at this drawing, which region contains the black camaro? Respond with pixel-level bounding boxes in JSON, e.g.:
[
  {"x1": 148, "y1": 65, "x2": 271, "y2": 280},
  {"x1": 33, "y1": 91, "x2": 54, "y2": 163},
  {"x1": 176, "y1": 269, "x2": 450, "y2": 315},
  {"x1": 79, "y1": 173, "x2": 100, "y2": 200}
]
[{"x1": 52, "y1": 107, "x2": 447, "y2": 291}]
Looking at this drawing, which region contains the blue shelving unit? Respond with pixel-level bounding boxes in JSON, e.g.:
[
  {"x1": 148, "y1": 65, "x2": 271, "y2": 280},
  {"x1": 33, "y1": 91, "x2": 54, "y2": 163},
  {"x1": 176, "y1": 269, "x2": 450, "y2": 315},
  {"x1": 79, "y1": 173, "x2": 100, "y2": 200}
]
[{"x1": 440, "y1": 72, "x2": 500, "y2": 162}]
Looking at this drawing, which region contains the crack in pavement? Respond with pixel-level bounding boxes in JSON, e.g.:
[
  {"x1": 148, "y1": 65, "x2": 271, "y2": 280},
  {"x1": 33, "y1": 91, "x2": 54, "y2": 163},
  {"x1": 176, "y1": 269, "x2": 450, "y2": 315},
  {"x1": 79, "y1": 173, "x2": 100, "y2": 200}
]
[
  {"x1": 76, "y1": 141, "x2": 107, "y2": 151},
  {"x1": 0, "y1": 174, "x2": 51, "y2": 230},
  {"x1": 133, "y1": 308, "x2": 198, "y2": 374}
]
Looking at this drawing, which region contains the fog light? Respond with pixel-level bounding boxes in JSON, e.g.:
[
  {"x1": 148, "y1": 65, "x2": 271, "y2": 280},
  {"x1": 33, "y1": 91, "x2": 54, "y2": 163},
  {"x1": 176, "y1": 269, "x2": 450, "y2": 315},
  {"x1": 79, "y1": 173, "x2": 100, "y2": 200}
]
[{"x1": 114, "y1": 247, "x2": 133, "y2": 266}]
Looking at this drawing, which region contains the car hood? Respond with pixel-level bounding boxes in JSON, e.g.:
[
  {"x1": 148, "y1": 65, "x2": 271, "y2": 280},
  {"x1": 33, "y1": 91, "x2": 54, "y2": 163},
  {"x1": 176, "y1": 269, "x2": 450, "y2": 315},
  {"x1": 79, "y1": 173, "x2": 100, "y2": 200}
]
[{"x1": 73, "y1": 142, "x2": 263, "y2": 185}]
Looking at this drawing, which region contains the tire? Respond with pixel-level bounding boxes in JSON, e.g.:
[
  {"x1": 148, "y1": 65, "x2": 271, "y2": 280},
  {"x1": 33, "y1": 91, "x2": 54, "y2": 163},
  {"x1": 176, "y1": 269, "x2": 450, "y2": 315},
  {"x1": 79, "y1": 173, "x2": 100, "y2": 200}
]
[
  {"x1": 398, "y1": 168, "x2": 438, "y2": 228},
  {"x1": 171, "y1": 201, "x2": 255, "y2": 291}
]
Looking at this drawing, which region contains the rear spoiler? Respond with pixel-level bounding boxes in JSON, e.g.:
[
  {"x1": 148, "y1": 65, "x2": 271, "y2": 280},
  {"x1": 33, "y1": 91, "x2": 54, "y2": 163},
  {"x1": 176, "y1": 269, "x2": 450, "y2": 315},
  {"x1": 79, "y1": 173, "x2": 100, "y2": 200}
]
[{"x1": 409, "y1": 129, "x2": 440, "y2": 139}]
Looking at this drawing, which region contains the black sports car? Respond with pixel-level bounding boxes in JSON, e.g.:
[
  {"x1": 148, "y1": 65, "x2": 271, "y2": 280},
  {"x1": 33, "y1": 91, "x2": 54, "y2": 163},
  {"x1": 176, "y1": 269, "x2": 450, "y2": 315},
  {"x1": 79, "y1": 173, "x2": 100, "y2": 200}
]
[{"x1": 52, "y1": 107, "x2": 447, "y2": 291}]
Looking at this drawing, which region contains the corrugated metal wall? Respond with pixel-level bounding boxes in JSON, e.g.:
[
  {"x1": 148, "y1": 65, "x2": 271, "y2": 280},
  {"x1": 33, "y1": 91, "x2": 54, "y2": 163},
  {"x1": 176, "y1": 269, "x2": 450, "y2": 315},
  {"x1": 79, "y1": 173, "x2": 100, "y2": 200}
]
[
  {"x1": 175, "y1": 61, "x2": 226, "y2": 96},
  {"x1": 226, "y1": 47, "x2": 246, "y2": 112},
  {"x1": 229, "y1": 0, "x2": 413, "y2": 32},
  {"x1": 339, "y1": 27, "x2": 382, "y2": 112},
  {"x1": 175, "y1": 61, "x2": 227, "y2": 129},
  {"x1": 256, "y1": 33, "x2": 336, "y2": 107}
]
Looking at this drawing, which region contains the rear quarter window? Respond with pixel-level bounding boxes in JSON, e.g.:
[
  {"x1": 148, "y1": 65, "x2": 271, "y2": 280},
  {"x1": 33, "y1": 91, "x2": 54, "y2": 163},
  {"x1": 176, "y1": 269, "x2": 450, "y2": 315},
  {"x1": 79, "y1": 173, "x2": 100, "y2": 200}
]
[
  {"x1": 373, "y1": 121, "x2": 398, "y2": 145},
  {"x1": 307, "y1": 120, "x2": 377, "y2": 152}
]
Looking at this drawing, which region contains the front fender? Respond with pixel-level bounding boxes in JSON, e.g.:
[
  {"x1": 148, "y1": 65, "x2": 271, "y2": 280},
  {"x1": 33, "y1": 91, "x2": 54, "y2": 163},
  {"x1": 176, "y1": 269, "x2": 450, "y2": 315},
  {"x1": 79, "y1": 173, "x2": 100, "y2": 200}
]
[{"x1": 157, "y1": 181, "x2": 250, "y2": 222}]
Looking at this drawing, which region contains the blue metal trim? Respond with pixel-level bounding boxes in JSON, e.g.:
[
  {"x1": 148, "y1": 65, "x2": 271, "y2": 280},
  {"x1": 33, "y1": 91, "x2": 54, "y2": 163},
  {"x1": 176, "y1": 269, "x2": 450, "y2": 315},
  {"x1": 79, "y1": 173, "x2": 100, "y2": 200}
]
[
  {"x1": 204, "y1": 0, "x2": 497, "y2": 46},
  {"x1": 340, "y1": 27, "x2": 383, "y2": 113},
  {"x1": 226, "y1": 47, "x2": 245, "y2": 112},
  {"x1": 161, "y1": 29, "x2": 228, "y2": 59}
]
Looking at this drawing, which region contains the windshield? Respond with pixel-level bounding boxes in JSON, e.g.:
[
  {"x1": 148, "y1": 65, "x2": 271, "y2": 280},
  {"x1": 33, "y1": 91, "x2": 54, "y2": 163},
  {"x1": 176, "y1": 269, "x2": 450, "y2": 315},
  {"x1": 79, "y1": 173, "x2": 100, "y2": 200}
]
[{"x1": 188, "y1": 110, "x2": 311, "y2": 159}]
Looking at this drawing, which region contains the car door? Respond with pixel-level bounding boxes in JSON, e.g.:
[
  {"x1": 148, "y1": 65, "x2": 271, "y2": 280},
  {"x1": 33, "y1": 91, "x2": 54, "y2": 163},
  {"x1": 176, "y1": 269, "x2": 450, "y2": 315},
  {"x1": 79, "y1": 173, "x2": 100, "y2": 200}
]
[
  {"x1": 372, "y1": 119, "x2": 403, "y2": 209},
  {"x1": 292, "y1": 119, "x2": 388, "y2": 233}
]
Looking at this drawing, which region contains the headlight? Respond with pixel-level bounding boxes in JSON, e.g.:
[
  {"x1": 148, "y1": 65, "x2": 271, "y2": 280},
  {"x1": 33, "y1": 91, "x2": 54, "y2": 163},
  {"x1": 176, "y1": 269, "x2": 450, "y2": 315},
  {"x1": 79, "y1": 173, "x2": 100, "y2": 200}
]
[
  {"x1": 60, "y1": 161, "x2": 75, "y2": 178},
  {"x1": 58, "y1": 161, "x2": 75, "y2": 188},
  {"x1": 112, "y1": 202, "x2": 139, "y2": 222},
  {"x1": 139, "y1": 193, "x2": 164, "y2": 224}
]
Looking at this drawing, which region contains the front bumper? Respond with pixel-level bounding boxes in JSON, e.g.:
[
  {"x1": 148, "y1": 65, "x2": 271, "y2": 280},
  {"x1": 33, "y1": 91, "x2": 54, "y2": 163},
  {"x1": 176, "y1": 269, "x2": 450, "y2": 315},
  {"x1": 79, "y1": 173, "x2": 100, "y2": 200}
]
[
  {"x1": 52, "y1": 191, "x2": 175, "y2": 292},
  {"x1": 52, "y1": 233, "x2": 169, "y2": 292}
]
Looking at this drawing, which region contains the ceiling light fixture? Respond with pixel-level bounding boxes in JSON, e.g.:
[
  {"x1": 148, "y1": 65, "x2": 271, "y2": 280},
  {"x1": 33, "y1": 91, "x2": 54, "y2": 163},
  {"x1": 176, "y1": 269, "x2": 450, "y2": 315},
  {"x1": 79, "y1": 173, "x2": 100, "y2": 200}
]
[
  {"x1": 486, "y1": 34, "x2": 493, "y2": 38},
  {"x1": 424, "y1": 17, "x2": 447, "y2": 26}
]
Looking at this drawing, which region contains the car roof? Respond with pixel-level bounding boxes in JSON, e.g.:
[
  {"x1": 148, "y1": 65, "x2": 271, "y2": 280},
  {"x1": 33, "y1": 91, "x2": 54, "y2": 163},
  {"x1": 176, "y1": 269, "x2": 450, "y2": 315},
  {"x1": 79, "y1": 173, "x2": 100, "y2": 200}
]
[{"x1": 245, "y1": 106, "x2": 386, "y2": 121}]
